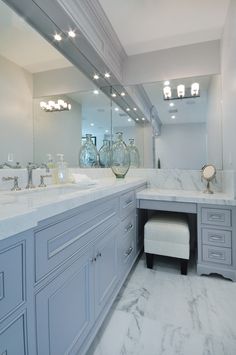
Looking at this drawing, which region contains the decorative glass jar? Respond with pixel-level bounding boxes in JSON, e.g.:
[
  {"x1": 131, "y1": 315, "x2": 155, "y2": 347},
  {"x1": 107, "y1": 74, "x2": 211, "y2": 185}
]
[
  {"x1": 79, "y1": 134, "x2": 99, "y2": 167},
  {"x1": 128, "y1": 139, "x2": 140, "y2": 168},
  {"x1": 111, "y1": 132, "x2": 130, "y2": 178},
  {"x1": 99, "y1": 139, "x2": 111, "y2": 167}
]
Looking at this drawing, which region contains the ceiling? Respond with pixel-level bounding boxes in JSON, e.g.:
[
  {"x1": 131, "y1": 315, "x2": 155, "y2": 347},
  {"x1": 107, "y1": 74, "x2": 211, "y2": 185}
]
[
  {"x1": 99, "y1": 0, "x2": 230, "y2": 55},
  {"x1": 143, "y1": 75, "x2": 211, "y2": 125},
  {"x1": 0, "y1": 1, "x2": 72, "y2": 73}
]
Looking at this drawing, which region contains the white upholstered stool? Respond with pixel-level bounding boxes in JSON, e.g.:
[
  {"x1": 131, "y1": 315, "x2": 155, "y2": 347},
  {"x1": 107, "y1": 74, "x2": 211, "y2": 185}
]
[{"x1": 144, "y1": 213, "x2": 190, "y2": 275}]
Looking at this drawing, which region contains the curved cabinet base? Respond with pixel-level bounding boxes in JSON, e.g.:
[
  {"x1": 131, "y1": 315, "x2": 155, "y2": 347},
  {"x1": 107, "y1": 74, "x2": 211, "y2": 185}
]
[{"x1": 197, "y1": 264, "x2": 236, "y2": 282}]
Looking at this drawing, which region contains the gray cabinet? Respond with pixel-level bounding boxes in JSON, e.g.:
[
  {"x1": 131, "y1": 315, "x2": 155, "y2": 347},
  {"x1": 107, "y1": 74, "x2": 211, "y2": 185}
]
[
  {"x1": 0, "y1": 230, "x2": 35, "y2": 355},
  {"x1": 36, "y1": 248, "x2": 94, "y2": 355},
  {"x1": 197, "y1": 204, "x2": 236, "y2": 281}
]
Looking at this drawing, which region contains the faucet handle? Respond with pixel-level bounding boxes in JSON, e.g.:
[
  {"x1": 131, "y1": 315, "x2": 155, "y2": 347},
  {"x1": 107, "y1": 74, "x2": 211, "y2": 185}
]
[
  {"x1": 38, "y1": 174, "x2": 52, "y2": 188},
  {"x1": 2, "y1": 176, "x2": 21, "y2": 191}
]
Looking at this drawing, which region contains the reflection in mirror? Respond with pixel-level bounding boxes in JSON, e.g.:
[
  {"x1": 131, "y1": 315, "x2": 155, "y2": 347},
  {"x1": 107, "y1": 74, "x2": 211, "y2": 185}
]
[
  {"x1": 142, "y1": 74, "x2": 222, "y2": 170},
  {"x1": 34, "y1": 90, "x2": 111, "y2": 167},
  {"x1": 111, "y1": 103, "x2": 144, "y2": 168}
]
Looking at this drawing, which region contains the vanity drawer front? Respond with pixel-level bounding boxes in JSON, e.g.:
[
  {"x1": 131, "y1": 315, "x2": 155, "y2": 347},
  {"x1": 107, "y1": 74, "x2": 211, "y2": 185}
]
[
  {"x1": 202, "y1": 245, "x2": 232, "y2": 265},
  {"x1": 0, "y1": 243, "x2": 25, "y2": 322},
  {"x1": 202, "y1": 228, "x2": 232, "y2": 248},
  {"x1": 118, "y1": 229, "x2": 136, "y2": 272},
  {"x1": 35, "y1": 197, "x2": 119, "y2": 282},
  {"x1": 120, "y1": 212, "x2": 136, "y2": 238},
  {"x1": 201, "y1": 207, "x2": 231, "y2": 227},
  {"x1": 120, "y1": 191, "x2": 135, "y2": 220}
]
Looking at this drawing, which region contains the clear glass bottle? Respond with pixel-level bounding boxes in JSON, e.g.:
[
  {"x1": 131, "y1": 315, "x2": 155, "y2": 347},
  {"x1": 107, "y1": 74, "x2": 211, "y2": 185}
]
[
  {"x1": 111, "y1": 132, "x2": 130, "y2": 178},
  {"x1": 79, "y1": 134, "x2": 99, "y2": 167},
  {"x1": 128, "y1": 139, "x2": 140, "y2": 168},
  {"x1": 99, "y1": 139, "x2": 111, "y2": 167}
]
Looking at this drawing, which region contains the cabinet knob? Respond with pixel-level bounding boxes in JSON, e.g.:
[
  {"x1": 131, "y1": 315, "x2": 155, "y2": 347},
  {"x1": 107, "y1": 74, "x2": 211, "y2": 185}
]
[{"x1": 90, "y1": 257, "x2": 97, "y2": 263}]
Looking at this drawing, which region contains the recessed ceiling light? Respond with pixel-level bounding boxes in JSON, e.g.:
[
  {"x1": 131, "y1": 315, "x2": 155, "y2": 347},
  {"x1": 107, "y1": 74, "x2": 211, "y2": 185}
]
[
  {"x1": 114, "y1": 107, "x2": 119, "y2": 111},
  {"x1": 126, "y1": 108, "x2": 130, "y2": 112},
  {"x1": 93, "y1": 74, "x2": 99, "y2": 80},
  {"x1": 164, "y1": 80, "x2": 170, "y2": 86},
  {"x1": 111, "y1": 93, "x2": 117, "y2": 97},
  {"x1": 54, "y1": 33, "x2": 62, "y2": 41},
  {"x1": 171, "y1": 115, "x2": 176, "y2": 119},
  {"x1": 133, "y1": 107, "x2": 137, "y2": 111},
  {"x1": 90, "y1": 123, "x2": 94, "y2": 126},
  {"x1": 169, "y1": 102, "x2": 174, "y2": 107},
  {"x1": 104, "y1": 72, "x2": 110, "y2": 78},
  {"x1": 68, "y1": 30, "x2": 76, "y2": 38},
  {"x1": 141, "y1": 117, "x2": 145, "y2": 121},
  {"x1": 128, "y1": 118, "x2": 132, "y2": 122},
  {"x1": 93, "y1": 90, "x2": 99, "y2": 95},
  {"x1": 136, "y1": 118, "x2": 139, "y2": 121},
  {"x1": 120, "y1": 92, "x2": 125, "y2": 96},
  {"x1": 105, "y1": 129, "x2": 109, "y2": 133}
]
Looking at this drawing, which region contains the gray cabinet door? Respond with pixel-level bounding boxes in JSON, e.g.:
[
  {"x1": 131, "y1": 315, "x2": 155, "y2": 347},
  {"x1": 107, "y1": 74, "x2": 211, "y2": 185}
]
[
  {"x1": 36, "y1": 249, "x2": 94, "y2": 355},
  {"x1": 0, "y1": 313, "x2": 26, "y2": 355},
  {"x1": 94, "y1": 225, "x2": 119, "y2": 318}
]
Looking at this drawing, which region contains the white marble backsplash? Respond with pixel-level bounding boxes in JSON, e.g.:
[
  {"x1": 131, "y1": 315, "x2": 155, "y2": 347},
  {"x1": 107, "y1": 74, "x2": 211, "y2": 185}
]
[{"x1": 0, "y1": 167, "x2": 234, "y2": 196}]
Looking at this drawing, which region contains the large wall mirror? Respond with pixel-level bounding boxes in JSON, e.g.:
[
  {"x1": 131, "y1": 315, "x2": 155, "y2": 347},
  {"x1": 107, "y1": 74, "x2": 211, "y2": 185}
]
[{"x1": 141, "y1": 74, "x2": 223, "y2": 170}]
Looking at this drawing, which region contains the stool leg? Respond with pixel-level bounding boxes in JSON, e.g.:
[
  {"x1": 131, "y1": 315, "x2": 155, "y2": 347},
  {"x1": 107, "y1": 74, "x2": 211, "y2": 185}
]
[
  {"x1": 146, "y1": 253, "x2": 153, "y2": 269},
  {"x1": 180, "y1": 259, "x2": 188, "y2": 275}
]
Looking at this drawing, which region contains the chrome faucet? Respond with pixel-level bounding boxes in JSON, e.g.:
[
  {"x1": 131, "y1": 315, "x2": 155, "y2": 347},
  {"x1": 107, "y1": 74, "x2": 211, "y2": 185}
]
[
  {"x1": 0, "y1": 162, "x2": 21, "y2": 169},
  {"x1": 26, "y1": 162, "x2": 50, "y2": 189}
]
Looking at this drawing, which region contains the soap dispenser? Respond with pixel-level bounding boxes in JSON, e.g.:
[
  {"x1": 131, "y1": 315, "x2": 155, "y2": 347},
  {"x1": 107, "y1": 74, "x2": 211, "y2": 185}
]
[{"x1": 56, "y1": 154, "x2": 68, "y2": 184}]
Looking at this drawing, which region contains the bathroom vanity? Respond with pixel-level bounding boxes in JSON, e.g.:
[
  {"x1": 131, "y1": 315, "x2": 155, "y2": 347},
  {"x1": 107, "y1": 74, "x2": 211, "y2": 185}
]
[
  {"x1": 0, "y1": 177, "x2": 236, "y2": 355},
  {"x1": 0, "y1": 178, "x2": 146, "y2": 355}
]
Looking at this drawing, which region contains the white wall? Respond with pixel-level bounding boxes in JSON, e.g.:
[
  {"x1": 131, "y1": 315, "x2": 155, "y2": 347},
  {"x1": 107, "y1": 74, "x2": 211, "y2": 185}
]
[
  {"x1": 0, "y1": 54, "x2": 33, "y2": 165},
  {"x1": 221, "y1": 0, "x2": 236, "y2": 170},
  {"x1": 123, "y1": 40, "x2": 220, "y2": 85},
  {"x1": 33, "y1": 66, "x2": 95, "y2": 97},
  {"x1": 206, "y1": 75, "x2": 223, "y2": 169},
  {"x1": 155, "y1": 123, "x2": 207, "y2": 169},
  {"x1": 33, "y1": 97, "x2": 82, "y2": 166}
]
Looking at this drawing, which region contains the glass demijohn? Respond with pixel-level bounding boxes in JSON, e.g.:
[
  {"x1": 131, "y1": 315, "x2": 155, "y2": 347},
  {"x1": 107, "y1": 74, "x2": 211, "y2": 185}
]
[
  {"x1": 128, "y1": 139, "x2": 140, "y2": 168},
  {"x1": 111, "y1": 132, "x2": 130, "y2": 178},
  {"x1": 79, "y1": 134, "x2": 98, "y2": 167},
  {"x1": 99, "y1": 139, "x2": 111, "y2": 167}
]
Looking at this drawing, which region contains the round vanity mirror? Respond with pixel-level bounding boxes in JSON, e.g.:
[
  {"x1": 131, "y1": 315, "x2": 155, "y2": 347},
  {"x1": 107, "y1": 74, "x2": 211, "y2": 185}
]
[{"x1": 201, "y1": 164, "x2": 216, "y2": 194}]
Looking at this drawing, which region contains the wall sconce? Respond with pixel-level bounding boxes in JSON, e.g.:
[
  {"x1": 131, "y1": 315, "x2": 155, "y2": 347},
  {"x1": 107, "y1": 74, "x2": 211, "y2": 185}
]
[
  {"x1": 40, "y1": 99, "x2": 71, "y2": 112},
  {"x1": 163, "y1": 82, "x2": 200, "y2": 100}
]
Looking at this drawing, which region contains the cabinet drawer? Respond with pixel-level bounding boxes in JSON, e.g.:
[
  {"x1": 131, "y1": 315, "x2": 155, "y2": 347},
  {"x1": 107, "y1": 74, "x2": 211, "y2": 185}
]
[
  {"x1": 120, "y1": 190, "x2": 135, "y2": 220},
  {"x1": 118, "y1": 226, "x2": 136, "y2": 275},
  {"x1": 201, "y1": 207, "x2": 231, "y2": 227},
  {"x1": 202, "y1": 245, "x2": 232, "y2": 265},
  {"x1": 202, "y1": 228, "x2": 232, "y2": 248},
  {"x1": 0, "y1": 243, "x2": 25, "y2": 322},
  {"x1": 35, "y1": 197, "x2": 119, "y2": 282},
  {"x1": 120, "y1": 212, "x2": 136, "y2": 238}
]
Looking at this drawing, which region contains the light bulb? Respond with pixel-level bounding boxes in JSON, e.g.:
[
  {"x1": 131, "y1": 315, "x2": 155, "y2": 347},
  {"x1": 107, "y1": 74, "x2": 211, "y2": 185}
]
[
  {"x1": 57, "y1": 99, "x2": 64, "y2": 106},
  {"x1": 177, "y1": 84, "x2": 185, "y2": 98},
  {"x1": 128, "y1": 118, "x2": 132, "y2": 122},
  {"x1": 40, "y1": 101, "x2": 46, "y2": 109},
  {"x1": 120, "y1": 92, "x2": 125, "y2": 96},
  {"x1": 164, "y1": 80, "x2": 170, "y2": 86},
  {"x1": 68, "y1": 104, "x2": 72, "y2": 110},
  {"x1": 136, "y1": 118, "x2": 139, "y2": 121},
  {"x1": 90, "y1": 123, "x2": 94, "y2": 126},
  {"x1": 68, "y1": 30, "x2": 76, "y2": 38},
  {"x1": 104, "y1": 72, "x2": 110, "y2": 78},
  {"x1": 163, "y1": 86, "x2": 172, "y2": 99},
  {"x1": 171, "y1": 115, "x2": 176, "y2": 119},
  {"x1": 133, "y1": 107, "x2": 137, "y2": 111},
  {"x1": 169, "y1": 102, "x2": 174, "y2": 107},
  {"x1": 93, "y1": 74, "x2": 99, "y2": 80},
  {"x1": 93, "y1": 90, "x2": 99, "y2": 95},
  {"x1": 191, "y1": 82, "x2": 199, "y2": 96},
  {"x1": 54, "y1": 33, "x2": 62, "y2": 41},
  {"x1": 111, "y1": 93, "x2": 116, "y2": 97},
  {"x1": 114, "y1": 107, "x2": 119, "y2": 111},
  {"x1": 48, "y1": 100, "x2": 55, "y2": 108},
  {"x1": 126, "y1": 108, "x2": 130, "y2": 112}
]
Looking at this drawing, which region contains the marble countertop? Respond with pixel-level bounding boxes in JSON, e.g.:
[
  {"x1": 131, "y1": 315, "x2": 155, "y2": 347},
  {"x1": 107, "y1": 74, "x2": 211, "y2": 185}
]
[
  {"x1": 0, "y1": 177, "x2": 146, "y2": 241},
  {"x1": 136, "y1": 188, "x2": 236, "y2": 206}
]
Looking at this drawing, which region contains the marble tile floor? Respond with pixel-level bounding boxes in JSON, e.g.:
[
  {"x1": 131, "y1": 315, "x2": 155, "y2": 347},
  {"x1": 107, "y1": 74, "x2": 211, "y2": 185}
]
[{"x1": 87, "y1": 254, "x2": 236, "y2": 355}]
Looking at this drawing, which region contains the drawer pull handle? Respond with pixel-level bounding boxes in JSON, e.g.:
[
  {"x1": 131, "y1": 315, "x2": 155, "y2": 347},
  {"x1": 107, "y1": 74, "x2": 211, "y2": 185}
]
[
  {"x1": 125, "y1": 224, "x2": 133, "y2": 232},
  {"x1": 209, "y1": 214, "x2": 223, "y2": 220},
  {"x1": 0, "y1": 272, "x2": 5, "y2": 301},
  {"x1": 124, "y1": 199, "x2": 133, "y2": 207},
  {"x1": 209, "y1": 252, "x2": 224, "y2": 259},
  {"x1": 209, "y1": 235, "x2": 223, "y2": 241},
  {"x1": 124, "y1": 247, "x2": 133, "y2": 257},
  {"x1": 96, "y1": 252, "x2": 102, "y2": 258},
  {"x1": 90, "y1": 257, "x2": 97, "y2": 263}
]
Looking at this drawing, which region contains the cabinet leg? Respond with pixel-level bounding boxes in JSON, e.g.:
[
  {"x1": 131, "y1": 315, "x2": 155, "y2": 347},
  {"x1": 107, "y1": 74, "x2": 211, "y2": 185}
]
[
  {"x1": 180, "y1": 259, "x2": 188, "y2": 275},
  {"x1": 146, "y1": 253, "x2": 153, "y2": 269}
]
